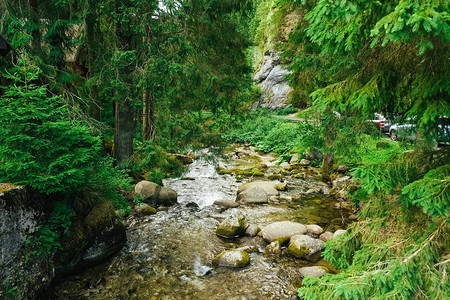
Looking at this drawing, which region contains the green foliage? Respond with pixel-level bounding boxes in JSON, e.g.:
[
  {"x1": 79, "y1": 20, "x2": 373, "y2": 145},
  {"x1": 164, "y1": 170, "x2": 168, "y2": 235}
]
[
  {"x1": 0, "y1": 54, "x2": 102, "y2": 194},
  {"x1": 223, "y1": 110, "x2": 322, "y2": 155},
  {"x1": 25, "y1": 200, "x2": 74, "y2": 260},
  {"x1": 1, "y1": 278, "x2": 19, "y2": 300},
  {"x1": 299, "y1": 199, "x2": 450, "y2": 300},
  {"x1": 402, "y1": 164, "x2": 450, "y2": 219}
]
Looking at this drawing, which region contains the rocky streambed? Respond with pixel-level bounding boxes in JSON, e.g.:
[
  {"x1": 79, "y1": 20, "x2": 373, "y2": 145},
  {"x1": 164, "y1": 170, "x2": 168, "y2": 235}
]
[{"x1": 42, "y1": 145, "x2": 354, "y2": 299}]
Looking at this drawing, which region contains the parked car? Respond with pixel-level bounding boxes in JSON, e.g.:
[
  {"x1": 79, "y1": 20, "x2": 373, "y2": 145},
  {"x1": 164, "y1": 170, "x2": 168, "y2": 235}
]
[
  {"x1": 389, "y1": 117, "x2": 449, "y2": 144},
  {"x1": 371, "y1": 113, "x2": 393, "y2": 133}
]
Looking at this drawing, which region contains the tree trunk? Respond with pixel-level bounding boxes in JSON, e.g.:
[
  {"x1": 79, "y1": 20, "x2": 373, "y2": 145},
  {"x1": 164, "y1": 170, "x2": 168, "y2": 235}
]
[
  {"x1": 114, "y1": 100, "x2": 134, "y2": 167},
  {"x1": 86, "y1": 0, "x2": 101, "y2": 121},
  {"x1": 114, "y1": 0, "x2": 135, "y2": 167},
  {"x1": 321, "y1": 153, "x2": 334, "y2": 182},
  {"x1": 143, "y1": 90, "x2": 156, "y2": 141},
  {"x1": 28, "y1": 0, "x2": 41, "y2": 53}
]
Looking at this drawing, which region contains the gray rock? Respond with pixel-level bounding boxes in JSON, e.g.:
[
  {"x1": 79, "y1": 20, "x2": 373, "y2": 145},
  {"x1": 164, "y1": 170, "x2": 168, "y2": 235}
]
[
  {"x1": 287, "y1": 234, "x2": 325, "y2": 262},
  {"x1": 333, "y1": 229, "x2": 347, "y2": 239},
  {"x1": 135, "y1": 181, "x2": 177, "y2": 207},
  {"x1": 135, "y1": 181, "x2": 160, "y2": 200},
  {"x1": 158, "y1": 187, "x2": 178, "y2": 206},
  {"x1": 298, "y1": 266, "x2": 328, "y2": 278},
  {"x1": 279, "y1": 162, "x2": 291, "y2": 169},
  {"x1": 261, "y1": 221, "x2": 307, "y2": 243},
  {"x1": 212, "y1": 250, "x2": 250, "y2": 268},
  {"x1": 306, "y1": 224, "x2": 324, "y2": 235},
  {"x1": 254, "y1": 61, "x2": 293, "y2": 109},
  {"x1": 237, "y1": 181, "x2": 279, "y2": 196},
  {"x1": 245, "y1": 224, "x2": 261, "y2": 237},
  {"x1": 237, "y1": 186, "x2": 269, "y2": 204},
  {"x1": 299, "y1": 159, "x2": 310, "y2": 166},
  {"x1": 290, "y1": 154, "x2": 299, "y2": 164},
  {"x1": 214, "y1": 199, "x2": 240, "y2": 208},
  {"x1": 215, "y1": 211, "x2": 247, "y2": 238},
  {"x1": 305, "y1": 188, "x2": 322, "y2": 195},
  {"x1": 319, "y1": 231, "x2": 333, "y2": 242}
]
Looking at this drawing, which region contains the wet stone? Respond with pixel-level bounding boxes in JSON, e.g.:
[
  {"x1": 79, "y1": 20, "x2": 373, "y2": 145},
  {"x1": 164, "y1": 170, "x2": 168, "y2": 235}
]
[
  {"x1": 214, "y1": 199, "x2": 240, "y2": 208},
  {"x1": 261, "y1": 221, "x2": 307, "y2": 243},
  {"x1": 212, "y1": 250, "x2": 250, "y2": 268},
  {"x1": 287, "y1": 234, "x2": 325, "y2": 262},
  {"x1": 215, "y1": 211, "x2": 247, "y2": 238},
  {"x1": 244, "y1": 224, "x2": 261, "y2": 237},
  {"x1": 319, "y1": 231, "x2": 333, "y2": 242},
  {"x1": 306, "y1": 224, "x2": 324, "y2": 236},
  {"x1": 237, "y1": 186, "x2": 269, "y2": 204}
]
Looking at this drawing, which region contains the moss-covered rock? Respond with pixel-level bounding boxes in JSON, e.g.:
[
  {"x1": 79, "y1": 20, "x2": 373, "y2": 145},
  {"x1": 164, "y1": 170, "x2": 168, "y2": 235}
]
[
  {"x1": 268, "y1": 174, "x2": 282, "y2": 180},
  {"x1": 287, "y1": 234, "x2": 325, "y2": 261},
  {"x1": 275, "y1": 182, "x2": 288, "y2": 191},
  {"x1": 215, "y1": 211, "x2": 247, "y2": 238},
  {"x1": 251, "y1": 168, "x2": 265, "y2": 177},
  {"x1": 135, "y1": 203, "x2": 157, "y2": 215},
  {"x1": 212, "y1": 250, "x2": 250, "y2": 268}
]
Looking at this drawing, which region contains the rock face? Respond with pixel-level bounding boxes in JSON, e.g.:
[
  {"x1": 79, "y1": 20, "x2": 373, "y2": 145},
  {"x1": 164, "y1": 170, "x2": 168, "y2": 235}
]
[
  {"x1": 253, "y1": 50, "x2": 292, "y2": 109},
  {"x1": 215, "y1": 211, "x2": 247, "y2": 238},
  {"x1": 135, "y1": 180, "x2": 177, "y2": 207},
  {"x1": 298, "y1": 266, "x2": 327, "y2": 278},
  {"x1": 0, "y1": 185, "x2": 53, "y2": 299},
  {"x1": 287, "y1": 234, "x2": 325, "y2": 262},
  {"x1": 0, "y1": 185, "x2": 126, "y2": 299},
  {"x1": 261, "y1": 221, "x2": 307, "y2": 243},
  {"x1": 212, "y1": 250, "x2": 250, "y2": 268}
]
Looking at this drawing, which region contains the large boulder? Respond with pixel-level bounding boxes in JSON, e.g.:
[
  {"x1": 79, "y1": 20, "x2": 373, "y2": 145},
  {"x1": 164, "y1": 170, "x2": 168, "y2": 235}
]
[
  {"x1": 135, "y1": 181, "x2": 160, "y2": 200},
  {"x1": 135, "y1": 181, "x2": 177, "y2": 207},
  {"x1": 260, "y1": 221, "x2": 307, "y2": 244},
  {"x1": 55, "y1": 202, "x2": 126, "y2": 274},
  {"x1": 287, "y1": 234, "x2": 325, "y2": 262},
  {"x1": 158, "y1": 187, "x2": 177, "y2": 206},
  {"x1": 215, "y1": 211, "x2": 247, "y2": 238},
  {"x1": 212, "y1": 250, "x2": 250, "y2": 268},
  {"x1": 0, "y1": 185, "x2": 126, "y2": 299}
]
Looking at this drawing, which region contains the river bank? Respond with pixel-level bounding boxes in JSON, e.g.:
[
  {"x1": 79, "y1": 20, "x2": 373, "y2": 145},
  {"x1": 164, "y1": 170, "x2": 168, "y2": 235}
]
[{"x1": 41, "y1": 144, "x2": 354, "y2": 299}]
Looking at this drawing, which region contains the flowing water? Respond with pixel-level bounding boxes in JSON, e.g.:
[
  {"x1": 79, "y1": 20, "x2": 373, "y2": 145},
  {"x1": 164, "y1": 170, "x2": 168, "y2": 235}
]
[{"x1": 43, "y1": 146, "x2": 351, "y2": 300}]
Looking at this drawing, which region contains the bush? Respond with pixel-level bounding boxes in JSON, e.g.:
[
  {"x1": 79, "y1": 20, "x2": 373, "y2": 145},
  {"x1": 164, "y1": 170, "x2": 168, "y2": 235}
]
[{"x1": 0, "y1": 53, "x2": 102, "y2": 194}]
